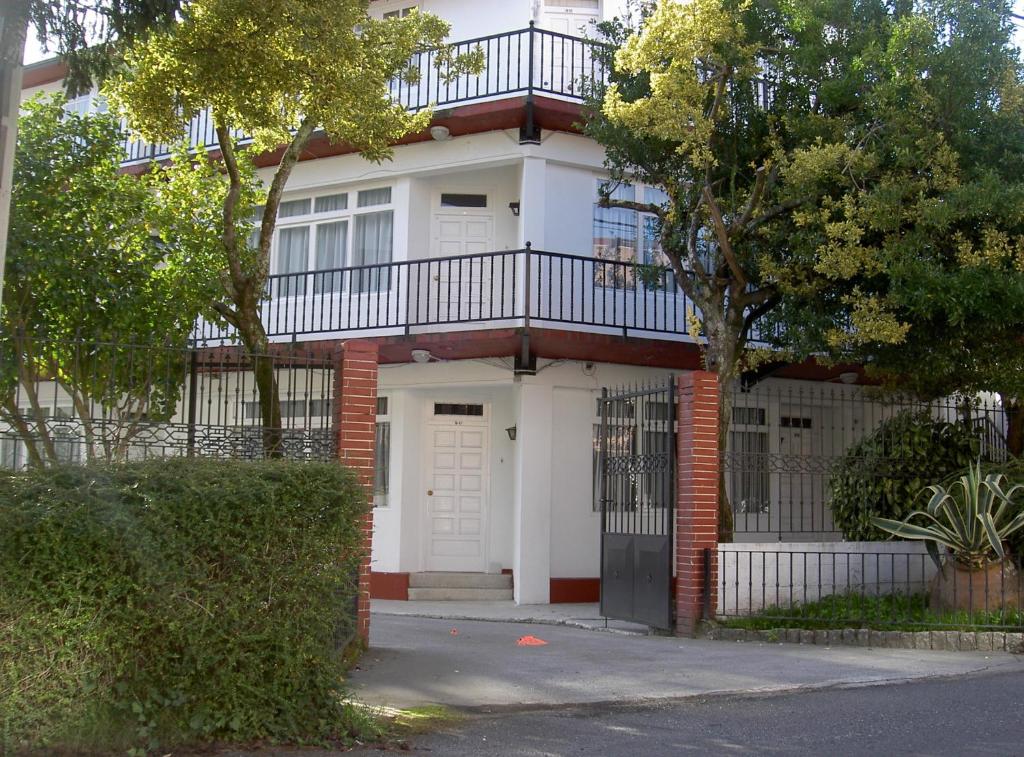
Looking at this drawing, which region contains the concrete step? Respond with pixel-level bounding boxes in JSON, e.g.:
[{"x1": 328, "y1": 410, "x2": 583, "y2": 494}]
[
  {"x1": 409, "y1": 572, "x2": 512, "y2": 590},
  {"x1": 407, "y1": 587, "x2": 515, "y2": 601}
]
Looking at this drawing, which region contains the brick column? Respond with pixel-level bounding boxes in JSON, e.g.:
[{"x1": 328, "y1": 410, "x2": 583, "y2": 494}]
[
  {"x1": 675, "y1": 371, "x2": 720, "y2": 637},
  {"x1": 334, "y1": 340, "x2": 379, "y2": 645}
]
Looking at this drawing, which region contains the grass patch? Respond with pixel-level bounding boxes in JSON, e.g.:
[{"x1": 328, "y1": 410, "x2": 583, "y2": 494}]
[{"x1": 720, "y1": 592, "x2": 1024, "y2": 632}]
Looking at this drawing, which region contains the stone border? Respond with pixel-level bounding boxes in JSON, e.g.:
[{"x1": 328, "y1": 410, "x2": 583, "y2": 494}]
[{"x1": 707, "y1": 626, "x2": 1024, "y2": 653}]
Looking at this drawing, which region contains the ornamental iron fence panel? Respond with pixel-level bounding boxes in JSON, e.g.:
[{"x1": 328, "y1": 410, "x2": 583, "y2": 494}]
[
  {"x1": 715, "y1": 545, "x2": 1024, "y2": 631},
  {"x1": 723, "y1": 379, "x2": 1011, "y2": 541},
  {"x1": 0, "y1": 337, "x2": 340, "y2": 467}
]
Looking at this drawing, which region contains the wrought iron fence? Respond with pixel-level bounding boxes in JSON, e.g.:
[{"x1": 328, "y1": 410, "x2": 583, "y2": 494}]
[
  {"x1": 715, "y1": 545, "x2": 1024, "y2": 631},
  {"x1": 120, "y1": 25, "x2": 609, "y2": 166},
  {"x1": 723, "y1": 379, "x2": 1010, "y2": 540},
  {"x1": 191, "y1": 247, "x2": 711, "y2": 344},
  {"x1": 0, "y1": 337, "x2": 339, "y2": 467}
]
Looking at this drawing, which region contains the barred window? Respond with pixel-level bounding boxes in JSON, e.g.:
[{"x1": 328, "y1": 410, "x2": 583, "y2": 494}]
[{"x1": 375, "y1": 397, "x2": 391, "y2": 507}]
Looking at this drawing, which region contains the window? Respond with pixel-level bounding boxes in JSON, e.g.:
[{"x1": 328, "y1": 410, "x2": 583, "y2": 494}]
[
  {"x1": 434, "y1": 403, "x2": 484, "y2": 417},
  {"x1": 375, "y1": 396, "x2": 391, "y2": 507},
  {"x1": 440, "y1": 193, "x2": 487, "y2": 208},
  {"x1": 593, "y1": 180, "x2": 670, "y2": 288},
  {"x1": 728, "y1": 405, "x2": 770, "y2": 516},
  {"x1": 383, "y1": 4, "x2": 417, "y2": 18},
  {"x1": 271, "y1": 186, "x2": 394, "y2": 296},
  {"x1": 1, "y1": 437, "x2": 22, "y2": 470},
  {"x1": 243, "y1": 399, "x2": 333, "y2": 421}
]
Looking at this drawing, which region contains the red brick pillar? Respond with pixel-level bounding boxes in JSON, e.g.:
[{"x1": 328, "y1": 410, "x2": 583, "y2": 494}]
[
  {"x1": 675, "y1": 371, "x2": 720, "y2": 637},
  {"x1": 334, "y1": 340, "x2": 379, "y2": 645}
]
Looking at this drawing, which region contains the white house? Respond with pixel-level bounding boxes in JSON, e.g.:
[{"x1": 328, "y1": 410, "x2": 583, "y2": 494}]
[{"x1": 16, "y1": 0, "x2": 1009, "y2": 611}]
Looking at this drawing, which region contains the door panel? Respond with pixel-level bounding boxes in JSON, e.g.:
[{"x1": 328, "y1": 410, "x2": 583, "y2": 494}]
[
  {"x1": 426, "y1": 422, "x2": 489, "y2": 571},
  {"x1": 431, "y1": 212, "x2": 495, "y2": 320}
]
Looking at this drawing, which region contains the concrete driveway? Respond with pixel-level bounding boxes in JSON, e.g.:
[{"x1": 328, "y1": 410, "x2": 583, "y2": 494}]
[{"x1": 348, "y1": 612, "x2": 1023, "y2": 711}]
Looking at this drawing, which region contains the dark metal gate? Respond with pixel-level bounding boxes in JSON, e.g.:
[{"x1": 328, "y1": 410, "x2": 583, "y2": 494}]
[{"x1": 597, "y1": 379, "x2": 676, "y2": 630}]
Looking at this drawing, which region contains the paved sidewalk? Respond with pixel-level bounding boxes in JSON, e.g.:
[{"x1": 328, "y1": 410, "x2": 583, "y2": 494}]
[
  {"x1": 371, "y1": 598, "x2": 650, "y2": 634},
  {"x1": 348, "y1": 613, "x2": 1023, "y2": 711}
]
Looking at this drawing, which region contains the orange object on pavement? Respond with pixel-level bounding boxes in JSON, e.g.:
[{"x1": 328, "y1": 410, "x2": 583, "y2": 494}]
[{"x1": 516, "y1": 635, "x2": 548, "y2": 646}]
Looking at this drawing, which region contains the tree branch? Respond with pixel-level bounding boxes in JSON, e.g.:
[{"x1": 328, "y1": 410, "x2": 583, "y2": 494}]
[
  {"x1": 730, "y1": 163, "x2": 775, "y2": 234},
  {"x1": 702, "y1": 184, "x2": 748, "y2": 289},
  {"x1": 738, "y1": 288, "x2": 781, "y2": 350},
  {"x1": 599, "y1": 197, "x2": 666, "y2": 218},
  {"x1": 685, "y1": 190, "x2": 709, "y2": 282},
  {"x1": 744, "y1": 197, "x2": 806, "y2": 233},
  {"x1": 211, "y1": 300, "x2": 240, "y2": 327},
  {"x1": 705, "y1": 64, "x2": 731, "y2": 123},
  {"x1": 257, "y1": 117, "x2": 318, "y2": 284},
  {"x1": 214, "y1": 121, "x2": 247, "y2": 292}
]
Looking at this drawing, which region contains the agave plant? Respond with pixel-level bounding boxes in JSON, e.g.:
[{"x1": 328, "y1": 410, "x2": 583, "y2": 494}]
[{"x1": 872, "y1": 462, "x2": 1024, "y2": 570}]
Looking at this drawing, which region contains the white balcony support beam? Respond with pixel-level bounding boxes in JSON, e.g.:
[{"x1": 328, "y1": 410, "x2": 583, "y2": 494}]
[
  {"x1": 518, "y1": 155, "x2": 546, "y2": 249},
  {"x1": 512, "y1": 380, "x2": 553, "y2": 604}
]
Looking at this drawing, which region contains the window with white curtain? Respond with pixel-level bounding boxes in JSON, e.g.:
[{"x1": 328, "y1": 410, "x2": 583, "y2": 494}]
[{"x1": 271, "y1": 186, "x2": 394, "y2": 296}]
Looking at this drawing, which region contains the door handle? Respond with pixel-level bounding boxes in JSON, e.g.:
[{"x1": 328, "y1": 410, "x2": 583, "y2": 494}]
[{"x1": 427, "y1": 490, "x2": 433, "y2": 496}]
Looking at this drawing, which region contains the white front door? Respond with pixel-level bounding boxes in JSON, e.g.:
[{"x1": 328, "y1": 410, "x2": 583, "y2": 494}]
[
  {"x1": 431, "y1": 207, "x2": 495, "y2": 321},
  {"x1": 424, "y1": 418, "x2": 489, "y2": 571},
  {"x1": 777, "y1": 407, "x2": 829, "y2": 533}
]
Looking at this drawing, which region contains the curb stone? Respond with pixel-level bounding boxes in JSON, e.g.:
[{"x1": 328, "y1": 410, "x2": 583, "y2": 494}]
[{"x1": 708, "y1": 627, "x2": 1023, "y2": 653}]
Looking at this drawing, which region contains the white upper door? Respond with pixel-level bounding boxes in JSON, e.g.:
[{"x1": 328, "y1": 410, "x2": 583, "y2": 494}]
[
  {"x1": 425, "y1": 418, "x2": 489, "y2": 572},
  {"x1": 431, "y1": 196, "x2": 495, "y2": 322},
  {"x1": 540, "y1": 3, "x2": 600, "y2": 94}
]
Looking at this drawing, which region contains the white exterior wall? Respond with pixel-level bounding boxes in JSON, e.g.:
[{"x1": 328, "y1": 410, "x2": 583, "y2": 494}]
[
  {"x1": 367, "y1": 357, "x2": 673, "y2": 592},
  {"x1": 371, "y1": 0, "x2": 628, "y2": 39},
  {"x1": 718, "y1": 542, "x2": 936, "y2": 616}
]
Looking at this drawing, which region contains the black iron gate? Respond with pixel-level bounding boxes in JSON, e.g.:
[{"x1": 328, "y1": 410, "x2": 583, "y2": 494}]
[{"x1": 597, "y1": 379, "x2": 676, "y2": 630}]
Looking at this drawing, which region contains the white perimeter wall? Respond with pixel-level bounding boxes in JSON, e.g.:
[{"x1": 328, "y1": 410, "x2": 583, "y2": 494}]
[{"x1": 718, "y1": 542, "x2": 936, "y2": 616}]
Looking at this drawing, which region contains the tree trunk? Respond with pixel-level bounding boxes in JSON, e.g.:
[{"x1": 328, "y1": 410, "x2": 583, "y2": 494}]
[
  {"x1": 235, "y1": 310, "x2": 283, "y2": 458},
  {"x1": 1007, "y1": 397, "x2": 1023, "y2": 459},
  {"x1": 0, "y1": 2, "x2": 28, "y2": 313},
  {"x1": 701, "y1": 305, "x2": 740, "y2": 544}
]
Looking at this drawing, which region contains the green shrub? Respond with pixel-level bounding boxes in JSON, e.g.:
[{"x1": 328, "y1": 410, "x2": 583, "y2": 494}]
[
  {"x1": 0, "y1": 459, "x2": 373, "y2": 753},
  {"x1": 829, "y1": 411, "x2": 981, "y2": 541},
  {"x1": 990, "y1": 456, "x2": 1024, "y2": 566}
]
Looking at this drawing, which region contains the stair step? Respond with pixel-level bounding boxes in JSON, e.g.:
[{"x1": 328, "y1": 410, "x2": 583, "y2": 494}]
[
  {"x1": 409, "y1": 572, "x2": 512, "y2": 590},
  {"x1": 407, "y1": 587, "x2": 514, "y2": 601}
]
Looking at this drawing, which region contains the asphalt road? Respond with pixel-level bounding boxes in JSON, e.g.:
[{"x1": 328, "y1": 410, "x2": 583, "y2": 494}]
[{"x1": 374, "y1": 669, "x2": 1024, "y2": 756}]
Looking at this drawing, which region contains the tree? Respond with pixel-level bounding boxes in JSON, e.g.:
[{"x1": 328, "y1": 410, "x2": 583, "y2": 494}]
[
  {"x1": 586, "y1": 0, "x2": 1024, "y2": 539},
  {"x1": 764, "y1": 1, "x2": 1024, "y2": 455},
  {"x1": 2, "y1": 96, "x2": 223, "y2": 464},
  {"x1": 108, "y1": 0, "x2": 481, "y2": 456},
  {"x1": 1, "y1": 1, "x2": 183, "y2": 317}
]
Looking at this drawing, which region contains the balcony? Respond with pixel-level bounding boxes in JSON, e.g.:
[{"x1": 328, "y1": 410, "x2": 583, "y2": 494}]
[
  {"x1": 120, "y1": 25, "x2": 607, "y2": 166},
  {"x1": 192, "y1": 247, "x2": 777, "y2": 347}
]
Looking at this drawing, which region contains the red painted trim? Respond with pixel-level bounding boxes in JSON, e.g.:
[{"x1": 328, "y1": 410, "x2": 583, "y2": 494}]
[
  {"x1": 118, "y1": 95, "x2": 585, "y2": 175},
  {"x1": 192, "y1": 327, "x2": 864, "y2": 381},
  {"x1": 370, "y1": 571, "x2": 410, "y2": 600},
  {"x1": 550, "y1": 578, "x2": 600, "y2": 603}
]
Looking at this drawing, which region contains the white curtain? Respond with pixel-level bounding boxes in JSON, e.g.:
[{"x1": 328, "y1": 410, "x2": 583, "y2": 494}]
[
  {"x1": 315, "y1": 220, "x2": 347, "y2": 294},
  {"x1": 352, "y1": 211, "x2": 393, "y2": 292},
  {"x1": 276, "y1": 226, "x2": 309, "y2": 296}
]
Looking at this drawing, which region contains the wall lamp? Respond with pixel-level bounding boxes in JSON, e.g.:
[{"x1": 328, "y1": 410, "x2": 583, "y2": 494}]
[
  {"x1": 505, "y1": 425, "x2": 517, "y2": 441},
  {"x1": 508, "y1": 201, "x2": 521, "y2": 217}
]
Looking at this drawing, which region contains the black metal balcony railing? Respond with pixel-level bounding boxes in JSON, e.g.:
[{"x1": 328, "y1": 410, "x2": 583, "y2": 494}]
[
  {"x1": 191, "y1": 247, "x2": 779, "y2": 346},
  {"x1": 121, "y1": 25, "x2": 608, "y2": 166}
]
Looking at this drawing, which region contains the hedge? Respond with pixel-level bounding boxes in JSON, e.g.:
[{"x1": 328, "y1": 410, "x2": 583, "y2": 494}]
[
  {"x1": 0, "y1": 459, "x2": 374, "y2": 753},
  {"x1": 828, "y1": 411, "x2": 981, "y2": 541}
]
